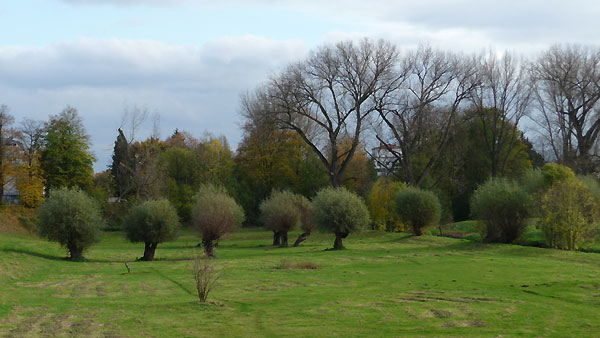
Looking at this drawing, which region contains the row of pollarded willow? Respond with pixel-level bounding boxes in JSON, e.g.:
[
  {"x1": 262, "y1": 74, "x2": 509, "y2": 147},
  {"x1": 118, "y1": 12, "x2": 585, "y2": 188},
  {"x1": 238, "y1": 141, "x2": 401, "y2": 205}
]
[
  {"x1": 260, "y1": 188, "x2": 371, "y2": 250},
  {"x1": 38, "y1": 186, "x2": 378, "y2": 260},
  {"x1": 37, "y1": 185, "x2": 244, "y2": 260},
  {"x1": 244, "y1": 40, "x2": 600, "y2": 191},
  {"x1": 259, "y1": 187, "x2": 442, "y2": 250}
]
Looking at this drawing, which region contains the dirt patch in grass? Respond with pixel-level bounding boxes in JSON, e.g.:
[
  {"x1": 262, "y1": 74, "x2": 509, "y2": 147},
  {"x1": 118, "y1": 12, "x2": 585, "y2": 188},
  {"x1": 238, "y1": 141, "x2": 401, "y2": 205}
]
[
  {"x1": 430, "y1": 308, "x2": 453, "y2": 318},
  {"x1": 442, "y1": 320, "x2": 486, "y2": 328},
  {"x1": 441, "y1": 231, "x2": 478, "y2": 239},
  {"x1": 276, "y1": 258, "x2": 320, "y2": 270},
  {"x1": 397, "y1": 291, "x2": 501, "y2": 304},
  {"x1": 0, "y1": 307, "x2": 117, "y2": 338}
]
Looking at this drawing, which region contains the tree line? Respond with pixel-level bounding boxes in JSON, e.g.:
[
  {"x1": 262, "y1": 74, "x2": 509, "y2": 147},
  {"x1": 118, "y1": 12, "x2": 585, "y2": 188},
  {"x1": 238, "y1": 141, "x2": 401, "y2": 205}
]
[{"x1": 2, "y1": 39, "x2": 600, "y2": 228}]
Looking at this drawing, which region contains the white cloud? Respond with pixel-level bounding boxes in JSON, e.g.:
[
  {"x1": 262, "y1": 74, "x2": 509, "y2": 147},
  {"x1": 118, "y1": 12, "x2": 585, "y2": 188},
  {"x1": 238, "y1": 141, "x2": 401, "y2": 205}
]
[
  {"x1": 0, "y1": 36, "x2": 306, "y2": 88},
  {"x1": 1, "y1": 36, "x2": 308, "y2": 171}
]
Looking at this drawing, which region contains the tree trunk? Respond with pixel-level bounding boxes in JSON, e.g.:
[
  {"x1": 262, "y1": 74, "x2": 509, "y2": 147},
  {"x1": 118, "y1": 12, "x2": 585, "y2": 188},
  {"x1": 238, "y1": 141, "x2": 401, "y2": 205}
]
[
  {"x1": 413, "y1": 226, "x2": 423, "y2": 236},
  {"x1": 293, "y1": 232, "x2": 310, "y2": 247},
  {"x1": 333, "y1": 232, "x2": 348, "y2": 250},
  {"x1": 330, "y1": 173, "x2": 341, "y2": 188},
  {"x1": 279, "y1": 232, "x2": 288, "y2": 247},
  {"x1": 203, "y1": 239, "x2": 216, "y2": 258},
  {"x1": 68, "y1": 244, "x2": 83, "y2": 260},
  {"x1": 272, "y1": 231, "x2": 281, "y2": 246},
  {"x1": 142, "y1": 242, "x2": 157, "y2": 261}
]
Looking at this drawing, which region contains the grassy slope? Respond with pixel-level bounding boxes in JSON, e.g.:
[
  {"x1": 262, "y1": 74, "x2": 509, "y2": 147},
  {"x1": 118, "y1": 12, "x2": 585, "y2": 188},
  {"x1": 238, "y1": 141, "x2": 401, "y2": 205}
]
[{"x1": 1, "y1": 229, "x2": 599, "y2": 337}]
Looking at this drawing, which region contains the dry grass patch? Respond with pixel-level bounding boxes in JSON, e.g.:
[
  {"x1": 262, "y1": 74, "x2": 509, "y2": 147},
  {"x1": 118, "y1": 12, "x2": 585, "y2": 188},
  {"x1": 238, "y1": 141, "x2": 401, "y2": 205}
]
[{"x1": 277, "y1": 258, "x2": 320, "y2": 270}]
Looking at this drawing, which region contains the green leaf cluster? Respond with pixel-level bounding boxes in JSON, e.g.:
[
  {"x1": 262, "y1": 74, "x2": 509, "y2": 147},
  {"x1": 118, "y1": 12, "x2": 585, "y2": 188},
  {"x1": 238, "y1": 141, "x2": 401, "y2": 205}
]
[
  {"x1": 540, "y1": 179, "x2": 599, "y2": 250},
  {"x1": 395, "y1": 188, "x2": 441, "y2": 236},
  {"x1": 471, "y1": 178, "x2": 530, "y2": 243},
  {"x1": 40, "y1": 107, "x2": 94, "y2": 193},
  {"x1": 124, "y1": 199, "x2": 180, "y2": 244},
  {"x1": 312, "y1": 187, "x2": 370, "y2": 235},
  {"x1": 37, "y1": 188, "x2": 103, "y2": 259}
]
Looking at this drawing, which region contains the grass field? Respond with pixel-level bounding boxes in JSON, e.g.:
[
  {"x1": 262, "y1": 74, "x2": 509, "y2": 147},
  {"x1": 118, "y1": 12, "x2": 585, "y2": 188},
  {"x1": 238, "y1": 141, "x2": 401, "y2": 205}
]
[{"x1": 1, "y1": 227, "x2": 600, "y2": 337}]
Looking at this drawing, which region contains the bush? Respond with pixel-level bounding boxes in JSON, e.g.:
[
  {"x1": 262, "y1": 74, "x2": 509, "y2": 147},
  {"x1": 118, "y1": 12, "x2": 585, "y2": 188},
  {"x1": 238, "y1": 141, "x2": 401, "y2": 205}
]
[
  {"x1": 37, "y1": 188, "x2": 104, "y2": 260},
  {"x1": 520, "y1": 168, "x2": 545, "y2": 195},
  {"x1": 395, "y1": 188, "x2": 441, "y2": 236},
  {"x1": 312, "y1": 187, "x2": 370, "y2": 250},
  {"x1": 578, "y1": 175, "x2": 600, "y2": 201},
  {"x1": 368, "y1": 177, "x2": 405, "y2": 231},
  {"x1": 191, "y1": 184, "x2": 244, "y2": 257},
  {"x1": 470, "y1": 178, "x2": 529, "y2": 243},
  {"x1": 541, "y1": 163, "x2": 575, "y2": 187},
  {"x1": 193, "y1": 257, "x2": 219, "y2": 303},
  {"x1": 260, "y1": 190, "x2": 301, "y2": 247},
  {"x1": 124, "y1": 199, "x2": 180, "y2": 261},
  {"x1": 540, "y1": 179, "x2": 599, "y2": 250}
]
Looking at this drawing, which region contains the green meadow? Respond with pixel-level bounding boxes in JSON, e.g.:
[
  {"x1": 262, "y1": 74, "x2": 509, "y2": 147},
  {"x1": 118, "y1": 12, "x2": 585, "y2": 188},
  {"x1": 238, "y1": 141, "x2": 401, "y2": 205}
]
[{"x1": 1, "y1": 228, "x2": 600, "y2": 337}]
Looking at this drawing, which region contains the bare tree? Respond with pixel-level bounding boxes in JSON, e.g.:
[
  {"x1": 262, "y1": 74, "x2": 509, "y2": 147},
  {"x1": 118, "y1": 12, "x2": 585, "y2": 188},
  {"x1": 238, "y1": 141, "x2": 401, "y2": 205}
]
[
  {"x1": 127, "y1": 139, "x2": 165, "y2": 200},
  {"x1": 0, "y1": 105, "x2": 15, "y2": 200},
  {"x1": 530, "y1": 44, "x2": 600, "y2": 173},
  {"x1": 120, "y1": 104, "x2": 149, "y2": 144},
  {"x1": 16, "y1": 118, "x2": 44, "y2": 170},
  {"x1": 266, "y1": 39, "x2": 399, "y2": 187},
  {"x1": 469, "y1": 51, "x2": 533, "y2": 177},
  {"x1": 375, "y1": 46, "x2": 479, "y2": 187}
]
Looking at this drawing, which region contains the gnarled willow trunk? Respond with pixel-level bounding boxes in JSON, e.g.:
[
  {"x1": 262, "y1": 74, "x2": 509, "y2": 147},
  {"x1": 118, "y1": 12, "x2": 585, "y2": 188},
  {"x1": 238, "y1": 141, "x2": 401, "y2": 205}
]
[
  {"x1": 203, "y1": 239, "x2": 216, "y2": 257},
  {"x1": 67, "y1": 244, "x2": 83, "y2": 260},
  {"x1": 279, "y1": 232, "x2": 289, "y2": 247},
  {"x1": 293, "y1": 232, "x2": 310, "y2": 247},
  {"x1": 333, "y1": 232, "x2": 349, "y2": 250},
  {"x1": 142, "y1": 242, "x2": 158, "y2": 261},
  {"x1": 272, "y1": 231, "x2": 281, "y2": 246}
]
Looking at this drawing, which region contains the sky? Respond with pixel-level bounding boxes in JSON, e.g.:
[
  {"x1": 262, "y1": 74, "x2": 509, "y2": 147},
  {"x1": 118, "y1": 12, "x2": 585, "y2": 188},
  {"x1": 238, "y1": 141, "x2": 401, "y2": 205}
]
[{"x1": 2, "y1": 0, "x2": 600, "y2": 172}]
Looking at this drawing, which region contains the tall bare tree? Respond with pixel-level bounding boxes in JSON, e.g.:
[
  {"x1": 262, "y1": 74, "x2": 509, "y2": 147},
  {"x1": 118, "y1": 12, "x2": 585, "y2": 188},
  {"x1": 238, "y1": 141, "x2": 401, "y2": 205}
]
[
  {"x1": 266, "y1": 39, "x2": 399, "y2": 187},
  {"x1": 120, "y1": 104, "x2": 149, "y2": 144},
  {"x1": 0, "y1": 105, "x2": 16, "y2": 200},
  {"x1": 530, "y1": 44, "x2": 600, "y2": 173},
  {"x1": 16, "y1": 118, "x2": 44, "y2": 170},
  {"x1": 469, "y1": 51, "x2": 532, "y2": 177},
  {"x1": 375, "y1": 46, "x2": 479, "y2": 187}
]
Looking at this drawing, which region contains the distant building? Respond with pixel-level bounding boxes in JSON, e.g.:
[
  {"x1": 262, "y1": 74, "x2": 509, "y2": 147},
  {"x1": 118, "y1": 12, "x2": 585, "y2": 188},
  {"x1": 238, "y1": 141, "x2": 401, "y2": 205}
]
[
  {"x1": 371, "y1": 143, "x2": 401, "y2": 176},
  {"x1": 2, "y1": 181, "x2": 19, "y2": 204}
]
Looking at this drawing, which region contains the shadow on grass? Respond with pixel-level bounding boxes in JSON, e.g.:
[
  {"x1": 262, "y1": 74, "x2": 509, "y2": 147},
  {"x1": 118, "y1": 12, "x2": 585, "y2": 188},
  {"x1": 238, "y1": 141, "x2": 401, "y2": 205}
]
[
  {"x1": 150, "y1": 266, "x2": 194, "y2": 296},
  {"x1": 0, "y1": 247, "x2": 66, "y2": 261},
  {"x1": 0, "y1": 247, "x2": 141, "y2": 264}
]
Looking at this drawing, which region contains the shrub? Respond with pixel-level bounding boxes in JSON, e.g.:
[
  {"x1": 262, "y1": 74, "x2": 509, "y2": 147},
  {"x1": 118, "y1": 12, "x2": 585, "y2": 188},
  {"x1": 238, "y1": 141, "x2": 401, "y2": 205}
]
[
  {"x1": 470, "y1": 178, "x2": 530, "y2": 243},
  {"x1": 193, "y1": 257, "x2": 219, "y2": 303},
  {"x1": 37, "y1": 188, "x2": 104, "y2": 260},
  {"x1": 260, "y1": 190, "x2": 301, "y2": 247},
  {"x1": 520, "y1": 168, "x2": 545, "y2": 195},
  {"x1": 191, "y1": 184, "x2": 244, "y2": 257},
  {"x1": 519, "y1": 168, "x2": 546, "y2": 217},
  {"x1": 123, "y1": 199, "x2": 180, "y2": 261},
  {"x1": 395, "y1": 188, "x2": 441, "y2": 236},
  {"x1": 578, "y1": 175, "x2": 600, "y2": 201},
  {"x1": 368, "y1": 177, "x2": 405, "y2": 231},
  {"x1": 540, "y1": 179, "x2": 599, "y2": 250},
  {"x1": 541, "y1": 163, "x2": 575, "y2": 187},
  {"x1": 312, "y1": 187, "x2": 370, "y2": 250}
]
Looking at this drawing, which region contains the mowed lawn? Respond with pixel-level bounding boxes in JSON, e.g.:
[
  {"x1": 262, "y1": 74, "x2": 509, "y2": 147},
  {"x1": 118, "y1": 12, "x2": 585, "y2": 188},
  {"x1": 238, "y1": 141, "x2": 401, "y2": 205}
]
[{"x1": 1, "y1": 228, "x2": 599, "y2": 337}]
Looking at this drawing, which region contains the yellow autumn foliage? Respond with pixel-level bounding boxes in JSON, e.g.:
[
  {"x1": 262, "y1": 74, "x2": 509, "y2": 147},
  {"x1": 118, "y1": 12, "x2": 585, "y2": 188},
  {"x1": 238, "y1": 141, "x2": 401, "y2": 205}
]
[{"x1": 368, "y1": 177, "x2": 406, "y2": 231}]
